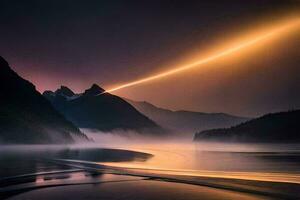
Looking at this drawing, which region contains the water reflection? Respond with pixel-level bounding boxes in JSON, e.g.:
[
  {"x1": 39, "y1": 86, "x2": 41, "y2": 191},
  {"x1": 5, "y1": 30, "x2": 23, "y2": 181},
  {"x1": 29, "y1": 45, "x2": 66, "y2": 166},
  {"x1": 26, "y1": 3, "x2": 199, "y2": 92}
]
[
  {"x1": 102, "y1": 142, "x2": 300, "y2": 173},
  {"x1": 0, "y1": 146, "x2": 152, "y2": 180},
  {"x1": 1, "y1": 143, "x2": 300, "y2": 200},
  {"x1": 98, "y1": 142, "x2": 300, "y2": 184}
]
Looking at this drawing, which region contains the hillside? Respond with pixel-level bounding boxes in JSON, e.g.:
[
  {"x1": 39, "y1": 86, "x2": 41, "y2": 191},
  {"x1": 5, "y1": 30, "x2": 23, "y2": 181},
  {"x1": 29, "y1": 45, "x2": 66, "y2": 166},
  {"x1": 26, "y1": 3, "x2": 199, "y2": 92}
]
[
  {"x1": 127, "y1": 99, "x2": 249, "y2": 134},
  {"x1": 0, "y1": 56, "x2": 89, "y2": 144},
  {"x1": 194, "y1": 110, "x2": 300, "y2": 143},
  {"x1": 43, "y1": 85, "x2": 164, "y2": 134}
]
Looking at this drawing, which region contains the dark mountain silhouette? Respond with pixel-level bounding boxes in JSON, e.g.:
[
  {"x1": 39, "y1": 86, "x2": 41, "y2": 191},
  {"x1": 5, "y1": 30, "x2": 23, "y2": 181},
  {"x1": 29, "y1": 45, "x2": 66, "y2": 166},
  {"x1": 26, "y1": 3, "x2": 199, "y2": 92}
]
[
  {"x1": 0, "y1": 56, "x2": 89, "y2": 144},
  {"x1": 55, "y1": 86, "x2": 75, "y2": 97},
  {"x1": 126, "y1": 99, "x2": 249, "y2": 135},
  {"x1": 43, "y1": 85, "x2": 164, "y2": 134},
  {"x1": 194, "y1": 110, "x2": 300, "y2": 143}
]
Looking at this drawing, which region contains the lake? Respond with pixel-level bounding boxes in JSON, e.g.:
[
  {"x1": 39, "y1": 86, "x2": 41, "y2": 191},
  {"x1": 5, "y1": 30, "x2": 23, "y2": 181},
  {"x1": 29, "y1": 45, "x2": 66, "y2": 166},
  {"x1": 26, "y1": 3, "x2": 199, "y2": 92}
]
[{"x1": 1, "y1": 142, "x2": 300, "y2": 199}]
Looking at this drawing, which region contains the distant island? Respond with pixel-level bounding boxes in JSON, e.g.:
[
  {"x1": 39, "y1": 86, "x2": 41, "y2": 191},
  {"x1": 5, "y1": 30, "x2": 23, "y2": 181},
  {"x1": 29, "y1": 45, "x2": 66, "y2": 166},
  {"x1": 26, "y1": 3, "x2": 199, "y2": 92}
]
[
  {"x1": 0, "y1": 56, "x2": 89, "y2": 144},
  {"x1": 194, "y1": 110, "x2": 300, "y2": 143}
]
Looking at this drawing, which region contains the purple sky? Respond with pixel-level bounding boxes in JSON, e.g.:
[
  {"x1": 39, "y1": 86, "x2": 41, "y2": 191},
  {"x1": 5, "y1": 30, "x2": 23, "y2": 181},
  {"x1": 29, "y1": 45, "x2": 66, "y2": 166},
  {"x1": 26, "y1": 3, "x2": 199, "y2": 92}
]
[{"x1": 1, "y1": 0, "x2": 299, "y2": 116}]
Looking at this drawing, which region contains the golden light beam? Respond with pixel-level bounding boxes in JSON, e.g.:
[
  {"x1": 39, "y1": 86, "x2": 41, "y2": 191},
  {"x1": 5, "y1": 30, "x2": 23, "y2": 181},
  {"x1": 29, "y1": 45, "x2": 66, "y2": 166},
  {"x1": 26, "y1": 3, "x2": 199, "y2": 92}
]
[{"x1": 104, "y1": 17, "x2": 300, "y2": 94}]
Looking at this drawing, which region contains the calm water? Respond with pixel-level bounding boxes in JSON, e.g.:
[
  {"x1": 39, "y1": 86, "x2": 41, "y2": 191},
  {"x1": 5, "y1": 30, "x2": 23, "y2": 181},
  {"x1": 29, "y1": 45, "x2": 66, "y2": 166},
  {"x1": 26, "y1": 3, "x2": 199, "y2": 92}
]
[
  {"x1": 103, "y1": 142, "x2": 300, "y2": 172},
  {"x1": 1, "y1": 143, "x2": 300, "y2": 179},
  {"x1": 1, "y1": 143, "x2": 300, "y2": 200},
  {"x1": 0, "y1": 146, "x2": 151, "y2": 179}
]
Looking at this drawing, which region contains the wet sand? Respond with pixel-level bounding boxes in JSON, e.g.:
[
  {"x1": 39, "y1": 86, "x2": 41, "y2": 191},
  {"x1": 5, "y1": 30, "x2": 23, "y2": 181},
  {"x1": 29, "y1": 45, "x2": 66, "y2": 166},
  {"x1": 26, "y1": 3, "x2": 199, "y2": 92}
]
[{"x1": 7, "y1": 176, "x2": 270, "y2": 200}]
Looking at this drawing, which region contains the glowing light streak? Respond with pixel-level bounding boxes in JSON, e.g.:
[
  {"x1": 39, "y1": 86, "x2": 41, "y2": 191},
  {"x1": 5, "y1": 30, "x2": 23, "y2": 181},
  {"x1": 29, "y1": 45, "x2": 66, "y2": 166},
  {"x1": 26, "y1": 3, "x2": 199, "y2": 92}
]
[{"x1": 104, "y1": 18, "x2": 300, "y2": 94}]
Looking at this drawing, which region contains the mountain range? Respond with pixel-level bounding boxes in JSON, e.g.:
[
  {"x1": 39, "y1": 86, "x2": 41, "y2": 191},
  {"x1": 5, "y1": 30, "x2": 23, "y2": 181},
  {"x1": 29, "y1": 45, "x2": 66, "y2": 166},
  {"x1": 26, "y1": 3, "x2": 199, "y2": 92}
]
[
  {"x1": 0, "y1": 56, "x2": 89, "y2": 144},
  {"x1": 43, "y1": 85, "x2": 164, "y2": 134},
  {"x1": 194, "y1": 110, "x2": 300, "y2": 143},
  {"x1": 3, "y1": 54, "x2": 295, "y2": 144},
  {"x1": 127, "y1": 99, "x2": 249, "y2": 135}
]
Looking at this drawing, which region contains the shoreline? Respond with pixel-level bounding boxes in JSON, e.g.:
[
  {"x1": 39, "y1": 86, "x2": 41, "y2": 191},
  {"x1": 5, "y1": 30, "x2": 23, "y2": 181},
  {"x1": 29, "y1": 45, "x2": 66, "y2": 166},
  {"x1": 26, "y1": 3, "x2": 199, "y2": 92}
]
[{"x1": 2, "y1": 158, "x2": 300, "y2": 199}]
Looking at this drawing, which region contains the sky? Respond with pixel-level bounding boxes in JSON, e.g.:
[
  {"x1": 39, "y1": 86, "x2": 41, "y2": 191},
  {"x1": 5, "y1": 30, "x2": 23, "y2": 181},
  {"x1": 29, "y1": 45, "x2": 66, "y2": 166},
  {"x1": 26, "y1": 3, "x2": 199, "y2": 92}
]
[{"x1": 0, "y1": 0, "x2": 300, "y2": 117}]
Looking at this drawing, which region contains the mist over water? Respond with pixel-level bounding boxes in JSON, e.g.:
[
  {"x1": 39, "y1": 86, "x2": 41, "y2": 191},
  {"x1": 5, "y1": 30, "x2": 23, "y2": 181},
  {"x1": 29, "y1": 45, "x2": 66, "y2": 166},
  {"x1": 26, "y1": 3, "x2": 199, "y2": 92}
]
[
  {"x1": 1, "y1": 133, "x2": 300, "y2": 200},
  {"x1": 1, "y1": 130, "x2": 300, "y2": 185},
  {"x1": 79, "y1": 130, "x2": 300, "y2": 175}
]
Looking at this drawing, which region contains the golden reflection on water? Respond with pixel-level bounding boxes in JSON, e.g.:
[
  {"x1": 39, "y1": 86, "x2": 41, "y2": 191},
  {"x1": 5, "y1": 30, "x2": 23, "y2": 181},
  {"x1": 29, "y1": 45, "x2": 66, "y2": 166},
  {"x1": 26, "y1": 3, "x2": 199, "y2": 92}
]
[{"x1": 98, "y1": 142, "x2": 300, "y2": 184}]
